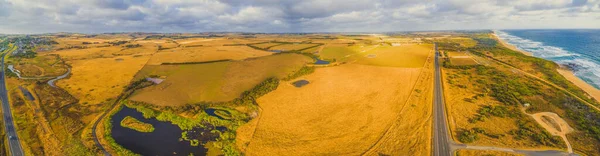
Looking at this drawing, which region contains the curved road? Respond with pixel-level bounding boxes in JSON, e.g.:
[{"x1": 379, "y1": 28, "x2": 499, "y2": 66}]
[
  {"x1": 47, "y1": 68, "x2": 71, "y2": 87},
  {"x1": 432, "y1": 43, "x2": 574, "y2": 156},
  {"x1": 0, "y1": 52, "x2": 24, "y2": 156}
]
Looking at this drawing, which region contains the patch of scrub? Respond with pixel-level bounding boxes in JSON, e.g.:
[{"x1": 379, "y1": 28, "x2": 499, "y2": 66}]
[
  {"x1": 120, "y1": 116, "x2": 155, "y2": 132},
  {"x1": 292, "y1": 80, "x2": 309, "y2": 88},
  {"x1": 204, "y1": 108, "x2": 232, "y2": 120}
]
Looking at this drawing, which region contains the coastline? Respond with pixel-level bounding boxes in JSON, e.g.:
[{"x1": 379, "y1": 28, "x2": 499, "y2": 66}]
[
  {"x1": 492, "y1": 32, "x2": 600, "y2": 101},
  {"x1": 491, "y1": 33, "x2": 533, "y2": 56}
]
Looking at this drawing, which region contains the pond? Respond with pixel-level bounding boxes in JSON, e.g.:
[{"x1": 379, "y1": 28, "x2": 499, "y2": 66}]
[
  {"x1": 204, "y1": 108, "x2": 231, "y2": 120},
  {"x1": 314, "y1": 58, "x2": 330, "y2": 65},
  {"x1": 111, "y1": 107, "x2": 215, "y2": 155},
  {"x1": 269, "y1": 50, "x2": 282, "y2": 53},
  {"x1": 292, "y1": 80, "x2": 310, "y2": 88}
]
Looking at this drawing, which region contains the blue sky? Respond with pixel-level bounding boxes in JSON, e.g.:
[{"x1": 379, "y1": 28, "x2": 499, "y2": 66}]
[{"x1": 0, "y1": 0, "x2": 598, "y2": 34}]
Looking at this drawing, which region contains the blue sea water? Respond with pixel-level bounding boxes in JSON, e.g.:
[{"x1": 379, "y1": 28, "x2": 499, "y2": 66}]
[{"x1": 495, "y1": 29, "x2": 600, "y2": 89}]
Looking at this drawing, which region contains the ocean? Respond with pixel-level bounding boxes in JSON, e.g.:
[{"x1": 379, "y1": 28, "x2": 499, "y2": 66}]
[{"x1": 495, "y1": 29, "x2": 600, "y2": 90}]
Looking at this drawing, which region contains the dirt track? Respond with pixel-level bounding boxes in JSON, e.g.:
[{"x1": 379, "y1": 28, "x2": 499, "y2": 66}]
[{"x1": 522, "y1": 108, "x2": 575, "y2": 153}]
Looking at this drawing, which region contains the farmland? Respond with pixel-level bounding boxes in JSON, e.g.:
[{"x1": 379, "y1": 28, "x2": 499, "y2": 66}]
[
  {"x1": 3, "y1": 31, "x2": 598, "y2": 156},
  {"x1": 146, "y1": 45, "x2": 272, "y2": 65},
  {"x1": 355, "y1": 44, "x2": 432, "y2": 67},
  {"x1": 0, "y1": 33, "x2": 439, "y2": 155},
  {"x1": 130, "y1": 53, "x2": 313, "y2": 106},
  {"x1": 238, "y1": 64, "x2": 423, "y2": 155}
]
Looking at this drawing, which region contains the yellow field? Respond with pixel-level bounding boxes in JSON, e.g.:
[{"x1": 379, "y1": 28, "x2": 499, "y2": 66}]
[
  {"x1": 449, "y1": 37, "x2": 477, "y2": 48},
  {"x1": 446, "y1": 51, "x2": 478, "y2": 66},
  {"x1": 364, "y1": 49, "x2": 434, "y2": 155},
  {"x1": 130, "y1": 53, "x2": 313, "y2": 106},
  {"x1": 236, "y1": 64, "x2": 422, "y2": 155},
  {"x1": 56, "y1": 54, "x2": 152, "y2": 106},
  {"x1": 268, "y1": 43, "x2": 320, "y2": 51},
  {"x1": 447, "y1": 51, "x2": 469, "y2": 57},
  {"x1": 146, "y1": 46, "x2": 272, "y2": 65},
  {"x1": 319, "y1": 44, "x2": 356, "y2": 61},
  {"x1": 355, "y1": 44, "x2": 432, "y2": 67},
  {"x1": 251, "y1": 43, "x2": 282, "y2": 49},
  {"x1": 176, "y1": 38, "x2": 221, "y2": 45},
  {"x1": 450, "y1": 58, "x2": 478, "y2": 66},
  {"x1": 48, "y1": 46, "x2": 121, "y2": 60}
]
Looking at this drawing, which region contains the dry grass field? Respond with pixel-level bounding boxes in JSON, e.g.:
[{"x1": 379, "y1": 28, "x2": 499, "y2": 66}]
[
  {"x1": 443, "y1": 67, "x2": 565, "y2": 150},
  {"x1": 450, "y1": 58, "x2": 478, "y2": 66},
  {"x1": 48, "y1": 46, "x2": 123, "y2": 60},
  {"x1": 364, "y1": 49, "x2": 434, "y2": 155},
  {"x1": 236, "y1": 64, "x2": 422, "y2": 155},
  {"x1": 442, "y1": 37, "x2": 478, "y2": 48},
  {"x1": 56, "y1": 54, "x2": 152, "y2": 108},
  {"x1": 11, "y1": 54, "x2": 68, "y2": 77},
  {"x1": 355, "y1": 44, "x2": 432, "y2": 68},
  {"x1": 319, "y1": 44, "x2": 357, "y2": 61},
  {"x1": 146, "y1": 46, "x2": 272, "y2": 65},
  {"x1": 130, "y1": 53, "x2": 313, "y2": 106},
  {"x1": 251, "y1": 43, "x2": 282, "y2": 49},
  {"x1": 446, "y1": 51, "x2": 479, "y2": 66},
  {"x1": 268, "y1": 43, "x2": 320, "y2": 51}
]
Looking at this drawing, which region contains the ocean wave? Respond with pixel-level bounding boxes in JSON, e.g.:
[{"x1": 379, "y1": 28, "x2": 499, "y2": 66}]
[
  {"x1": 495, "y1": 30, "x2": 600, "y2": 89},
  {"x1": 495, "y1": 30, "x2": 578, "y2": 58}
]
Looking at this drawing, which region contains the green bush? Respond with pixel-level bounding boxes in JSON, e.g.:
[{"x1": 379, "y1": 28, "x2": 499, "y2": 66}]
[
  {"x1": 283, "y1": 66, "x2": 315, "y2": 81},
  {"x1": 458, "y1": 130, "x2": 479, "y2": 143}
]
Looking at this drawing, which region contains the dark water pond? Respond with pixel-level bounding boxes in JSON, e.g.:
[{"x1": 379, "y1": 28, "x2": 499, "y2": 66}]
[
  {"x1": 111, "y1": 107, "x2": 207, "y2": 156},
  {"x1": 204, "y1": 108, "x2": 228, "y2": 120},
  {"x1": 314, "y1": 58, "x2": 330, "y2": 65},
  {"x1": 293, "y1": 80, "x2": 310, "y2": 88}
]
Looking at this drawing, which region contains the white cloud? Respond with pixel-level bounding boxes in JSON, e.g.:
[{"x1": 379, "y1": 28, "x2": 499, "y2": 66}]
[{"x1": 0, "y1": 0, "x2": 598, "y2": 33}]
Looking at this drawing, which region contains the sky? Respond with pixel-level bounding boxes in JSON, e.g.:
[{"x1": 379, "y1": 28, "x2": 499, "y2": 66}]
[{"x1": 0, "y1": 0, "x2": 599, "y2": 34}]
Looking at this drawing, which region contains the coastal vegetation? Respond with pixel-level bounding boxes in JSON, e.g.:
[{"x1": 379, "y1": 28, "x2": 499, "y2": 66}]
[
  {"x1": 120, "y1": 116, "x2": 154, "y2": 132},
  {"x1": 441, "y1": 32, "x2": 600, "y2": 154}
]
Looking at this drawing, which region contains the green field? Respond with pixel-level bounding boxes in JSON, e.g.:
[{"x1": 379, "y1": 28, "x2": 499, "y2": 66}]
[
  {"x1": 129, "y1": 53, "x2": 313, "y2": 106},
  {"x1": 319, "y1": 44, "x2": 357, "y2": 62}
]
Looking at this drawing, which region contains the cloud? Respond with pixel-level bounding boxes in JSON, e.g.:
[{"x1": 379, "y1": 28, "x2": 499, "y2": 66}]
[{"x1": 0, "y1": 0, "x2": 598, "y2": 33}]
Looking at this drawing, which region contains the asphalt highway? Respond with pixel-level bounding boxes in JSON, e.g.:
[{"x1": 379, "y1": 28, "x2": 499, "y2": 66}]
[
  {"x1": 0, "y1": 52, "x2": 24, "y2": 156},
  {"x1": 432, "y1": 43, "x2": 453, "y2": 156}
]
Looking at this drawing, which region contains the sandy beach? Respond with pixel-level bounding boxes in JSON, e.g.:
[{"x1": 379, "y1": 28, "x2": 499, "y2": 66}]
[
  {"x1": 492, "y1": 33, "x2": 533, "y2": 56},
  {"x1": 493, "y1": 32, "x2": 600, "y2": 101}
]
